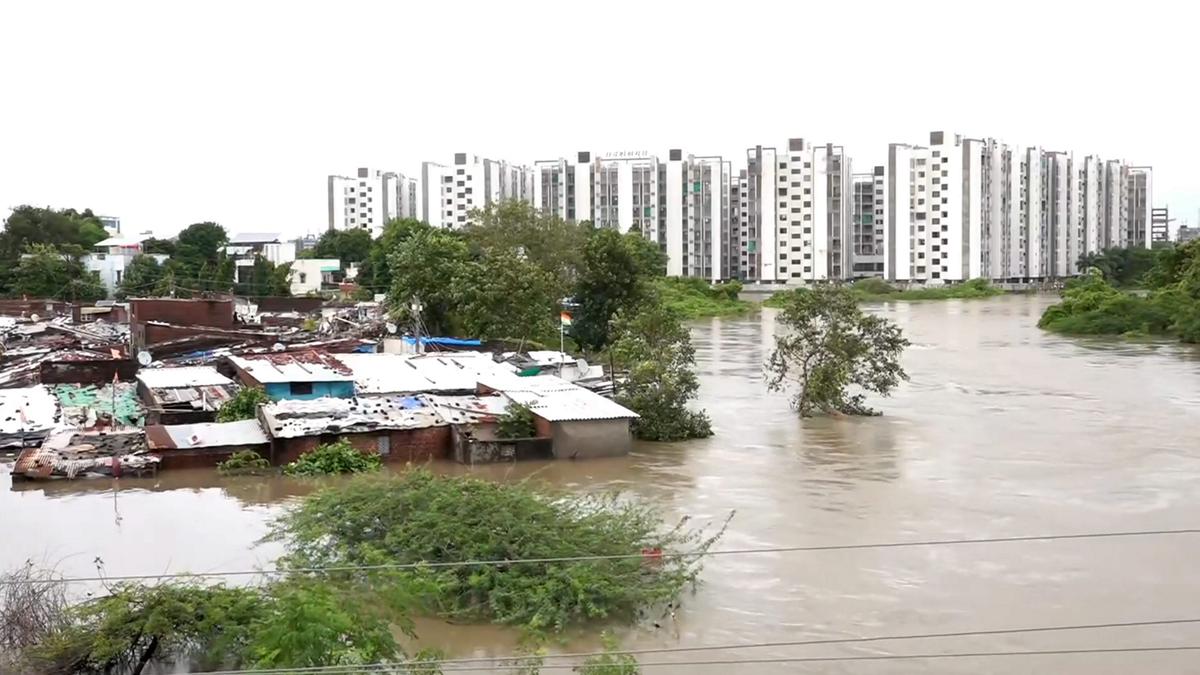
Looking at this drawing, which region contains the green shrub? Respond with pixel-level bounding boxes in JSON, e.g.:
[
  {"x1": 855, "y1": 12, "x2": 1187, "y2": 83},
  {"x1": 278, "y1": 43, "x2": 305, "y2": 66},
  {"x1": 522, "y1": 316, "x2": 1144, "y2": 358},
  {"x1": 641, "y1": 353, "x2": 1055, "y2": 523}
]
[
  {"x1": 267, "y1": 469, "x2": 728, "y2": 635},
  {"x1": 284, "y1": 440, "x2": 382, "y2": 476},
  {"x1": 217, "y1": 387, "x2": 269, "y2": 422},
  {"x1": 217, "y1": 450, "x2": 272, "y2": 476},
  {"x1": 496, "y1": 403, "x2": 537, "y2": 439},
  {"x1": 652, "y1": 277, "x2": 752, "y2": 319}
]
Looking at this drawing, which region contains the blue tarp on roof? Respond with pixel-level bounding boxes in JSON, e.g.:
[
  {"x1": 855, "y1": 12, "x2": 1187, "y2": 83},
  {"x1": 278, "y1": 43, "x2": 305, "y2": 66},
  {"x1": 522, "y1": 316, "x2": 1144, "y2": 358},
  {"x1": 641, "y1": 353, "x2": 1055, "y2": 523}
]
[{"x1": 401, "y1": 336, "x2": 482, "y2": 347}]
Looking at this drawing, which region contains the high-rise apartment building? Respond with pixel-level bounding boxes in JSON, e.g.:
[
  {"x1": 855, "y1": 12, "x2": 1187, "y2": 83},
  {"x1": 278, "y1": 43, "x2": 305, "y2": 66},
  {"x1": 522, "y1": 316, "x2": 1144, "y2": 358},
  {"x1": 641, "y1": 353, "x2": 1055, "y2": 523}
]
[
  {"x1": 740, "y1": 139, "x2": 852, "y2": 283},
  {"x1": 421, "y1": 154, "x2": 534, "y2": 229},
  {"x1": 327, "y1": 168, "x2": 418, "y2": 236},
  {"x1": 884, "y1": 131, "x2": 1153, "y2": 284},
  {"x1": 850, "y1": 168, "x2": 885, "y2": 277},
  {"x1": 533, "y1": 152, "x2": 594, "y2": 222},
  {"x1": 331, "y1": 133, "x2": 1153, "y2": 284}
]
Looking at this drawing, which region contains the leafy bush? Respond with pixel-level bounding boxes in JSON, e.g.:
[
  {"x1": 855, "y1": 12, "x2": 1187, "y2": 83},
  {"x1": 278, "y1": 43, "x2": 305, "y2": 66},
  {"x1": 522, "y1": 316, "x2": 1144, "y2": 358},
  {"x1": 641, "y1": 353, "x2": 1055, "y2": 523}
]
[
  {"x1": 18, "y1": 578, "x2": 412, "y2": 673},
  {"x1": 653, "y1": 277, "x2": 752, "y2": 319},
  {"x1": 217, "y1": 387, "x2": 269, "y2": 422},
  {"x1": 267, "y1": 469, "x2": 728, "y2": 635},
  {"x1": 1039, "y1": 251, "x2": 1200, "y2": 343},
  {"x1": 496, "y1": 403, "x2": 537, "y2": 439},
  {"x1": 217, "y1": 450, "x2": 272, "y2": 476},
  {"x1": 284, "y1": 440, "x2": 382, "y2": 477},
  {"x1": 850, "y1": 277, "x2": 898, "y2": 295},
  {"x1": 579, "y1": 633, "x2": 639, "y2": 674}
]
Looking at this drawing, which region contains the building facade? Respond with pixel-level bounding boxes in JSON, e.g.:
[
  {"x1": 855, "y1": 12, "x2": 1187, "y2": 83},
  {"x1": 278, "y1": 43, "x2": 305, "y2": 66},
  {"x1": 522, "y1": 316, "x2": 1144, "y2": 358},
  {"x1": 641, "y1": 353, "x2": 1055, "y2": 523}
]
[
  {"x1": 422, "y1": 154, "x2": 534, "y2": 229},
  {"x1": 332, "y1": 132, "x2": 1154, "y2": 284}
]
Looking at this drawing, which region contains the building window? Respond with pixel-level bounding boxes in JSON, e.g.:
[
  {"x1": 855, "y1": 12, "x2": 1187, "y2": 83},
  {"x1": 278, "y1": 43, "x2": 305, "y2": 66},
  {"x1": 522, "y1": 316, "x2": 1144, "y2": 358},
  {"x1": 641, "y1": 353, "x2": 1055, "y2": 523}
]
[{"x1": 291, "y1": 382, "x2": 314, "y2": 396}]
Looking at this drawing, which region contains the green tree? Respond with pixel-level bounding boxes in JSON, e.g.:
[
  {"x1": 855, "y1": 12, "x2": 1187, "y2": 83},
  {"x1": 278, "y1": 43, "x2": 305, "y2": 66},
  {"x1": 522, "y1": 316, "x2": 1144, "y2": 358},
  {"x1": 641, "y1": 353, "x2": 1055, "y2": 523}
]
[
  {"x1": 217, "y1": 387, "x2": 269, "y2": 422},
  {"x1": 13, "y1": 243, "x2": 106, "y2": 301},
  {"x1": 359, "y1": 218, "x2": 432, "y2": 292},
  {"x1": 0, "y1": 206, "x2": 108, "y2": 261},
  {"x1": 766, "y1": 287, "x2": 909, "y2": 416},
  {"x1": 141, "y1": 237, "x2": 176, "y2": 256},
  {"x1": 610, "y1": 300, "x2": 712, "y2": 441},
  {"x1": 314, "y1": 228, "x2": 373, "y2": 265},
  {"x1": 174, "y1": 221, "x2": 227, "y2": 276},
  {"x1": 388, "y1": 227, "x2": 470, "y2": 335},
  {"x1": 578, "y1": 633, "x2": 639, "y2": 674},
  {"x1": 453, "y1": 250, "x2": 558, "y2": 341},
  {"x1": 238, "y1": 256, "x2": 292, "y2": 296},
  {"x1": 572, "y1": 229, "x2": 666, "y2": 350},
  {"x1": 464, "y1": 201, "x2": 588, "y2": 294},
  {"x1": 116, "y1": 254, "x2": 165, "y2": 299},
  {"x1": 1076, "y1": 246, "x2": 1162, "y2": 287}
]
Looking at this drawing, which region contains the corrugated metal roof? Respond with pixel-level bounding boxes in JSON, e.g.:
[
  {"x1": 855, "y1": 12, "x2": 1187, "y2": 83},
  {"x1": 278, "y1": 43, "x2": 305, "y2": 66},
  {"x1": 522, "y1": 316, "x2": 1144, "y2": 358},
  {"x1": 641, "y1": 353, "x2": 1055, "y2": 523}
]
[
  {"x1": 136, "y1": 366, "x2": 234, "y2": 389},
  {"x1": 492, "y1": 375, "x2": 638, "y2": 422},
  {"x1": 147, "y1": 419, "x2": 269, "y2": 449},
  {"x1": 0, "y1": 385, "x2": 59, "y2": 436},
  {"x1": 422, "y1": 394, "x2": 511, "y2": 425},
  {"x1": 260, "y1": 396, "x2": 445, "y2": 439},
  {"x1": 229, "y1": 352, "x2": 354, "y2": 384},
  {"x1": 334, "y1": 352, "x2": 518, "y2": 395}
]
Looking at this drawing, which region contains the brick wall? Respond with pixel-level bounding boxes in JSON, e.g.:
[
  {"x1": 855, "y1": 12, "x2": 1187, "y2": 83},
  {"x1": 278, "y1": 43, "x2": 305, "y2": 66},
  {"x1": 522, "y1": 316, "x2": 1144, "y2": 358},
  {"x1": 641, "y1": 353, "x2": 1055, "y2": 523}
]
[
  {"x1": 130, "y1": 299, "x2": 234, "y2": 329},
  {"x1": 272, "y1": 426, "x2": 451, "y2": 465}
]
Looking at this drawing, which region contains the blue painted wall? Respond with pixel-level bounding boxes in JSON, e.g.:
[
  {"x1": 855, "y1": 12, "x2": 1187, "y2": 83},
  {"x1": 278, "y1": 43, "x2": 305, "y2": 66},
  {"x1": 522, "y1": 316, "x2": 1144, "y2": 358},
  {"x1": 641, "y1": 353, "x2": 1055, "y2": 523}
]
[{"x1": 264, "y1": 381, "x2": 355, "y2": 401}]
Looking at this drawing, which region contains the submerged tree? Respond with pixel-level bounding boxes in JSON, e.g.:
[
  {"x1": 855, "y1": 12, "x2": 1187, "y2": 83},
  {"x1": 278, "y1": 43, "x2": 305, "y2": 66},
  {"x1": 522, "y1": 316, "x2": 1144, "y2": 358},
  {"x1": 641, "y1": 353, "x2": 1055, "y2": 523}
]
[
  {"x1": 216, "y1": 387, "x2": 269, "y2": 422},
  {"x1": 610, "y1": 300, "x2": 712, "y2": 441},
  {"x1": 766, "y1": 287, "x2": 908, "y2": 416}
]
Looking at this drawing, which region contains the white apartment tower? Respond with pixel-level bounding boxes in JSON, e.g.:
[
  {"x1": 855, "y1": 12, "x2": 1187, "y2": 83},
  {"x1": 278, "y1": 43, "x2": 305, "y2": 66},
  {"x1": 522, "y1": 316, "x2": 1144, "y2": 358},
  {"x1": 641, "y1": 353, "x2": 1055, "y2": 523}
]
[
  {"x1": 421, "y1": 153, "x2": 535, "y2": 229},
  {"x1": 663, "y1": 150, "x2": 733, "y2": 281},
  {"x1": 327, "y1": 168, "x2": 418, "y2": 236},
  {"x1": 886, "y1": 131, "x2": 1153, "y2": 284},
  {"x1": 591, "y1": 152, "x2": 660, "y2": 235},
  {"x1": 533, "y1": 152, "x2": 594, "y2": 223},
  {"x1": 741, "y1": 139, "x2": 852, "y2": 283}
]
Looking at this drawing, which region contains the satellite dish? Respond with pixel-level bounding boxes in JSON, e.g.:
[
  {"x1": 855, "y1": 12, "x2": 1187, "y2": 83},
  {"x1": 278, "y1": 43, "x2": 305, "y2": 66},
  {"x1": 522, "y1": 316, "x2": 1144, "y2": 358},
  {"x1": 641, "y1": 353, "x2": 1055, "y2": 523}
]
[
  {"x1": 136, "y1": 350, "x2": 152, "y2": 366},
  {"x1": 30, "y1": 313, "x2": 40, "y2": 323},
  {"x1": 272, "y1": 343, "x2": 286, "y2": 352},
  {"x1": 386, "y1": 322, "x2": 398, "y2": 335}
]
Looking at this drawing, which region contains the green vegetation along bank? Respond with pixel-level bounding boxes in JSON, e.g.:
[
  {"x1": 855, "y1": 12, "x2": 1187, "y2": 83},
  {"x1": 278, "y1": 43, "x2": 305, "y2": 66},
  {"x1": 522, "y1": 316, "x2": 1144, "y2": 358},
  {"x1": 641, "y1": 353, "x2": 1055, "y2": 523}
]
[
  {"x1": 764, "y1": 277, "x2": 1003, "y2": 307},
  {"x1": 1038, "y1": 241, "x2": 1200, "y2": 342},
  {"x1": 653, "y1": 277, "x2": 752, "y2": 319}
]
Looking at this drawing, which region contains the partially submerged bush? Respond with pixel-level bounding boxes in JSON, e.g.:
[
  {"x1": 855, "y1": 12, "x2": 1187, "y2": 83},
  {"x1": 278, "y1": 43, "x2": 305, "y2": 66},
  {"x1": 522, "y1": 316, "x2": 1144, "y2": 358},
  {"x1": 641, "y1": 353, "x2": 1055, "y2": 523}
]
[
  {"x1": 216, "y1": 387, "x2": 269, "y2": 423},
  {"x1": 284, "y1": 440, "x2": 382, "y2": 477},
  {"x1": 267, "y1": 469, "x2": 728, "y2": 634},
  {"x1": 217, "y1": 450, "x2": 272, "y2": 476},
  {"x1": 496, "y1": 403, "x2": 537, "y2": 439}
]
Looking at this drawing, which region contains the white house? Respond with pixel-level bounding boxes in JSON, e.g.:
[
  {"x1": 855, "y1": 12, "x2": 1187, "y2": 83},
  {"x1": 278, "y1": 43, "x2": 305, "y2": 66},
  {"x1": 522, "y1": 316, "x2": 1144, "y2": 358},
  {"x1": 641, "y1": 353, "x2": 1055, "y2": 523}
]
[
  {"x1": 82, "y1": 234, "x2": 168, "y2": 296},
  {"x1": 289, "y1": 258, "x2": 340, "y2": 295}
]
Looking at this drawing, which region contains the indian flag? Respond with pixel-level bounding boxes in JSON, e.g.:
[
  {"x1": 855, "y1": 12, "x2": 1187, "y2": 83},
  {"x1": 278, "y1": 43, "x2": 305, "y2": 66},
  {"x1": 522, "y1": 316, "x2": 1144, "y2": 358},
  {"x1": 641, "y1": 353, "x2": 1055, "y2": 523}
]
[{"x1": 560, "y1": 311, "x2": 572, "y2": 327}]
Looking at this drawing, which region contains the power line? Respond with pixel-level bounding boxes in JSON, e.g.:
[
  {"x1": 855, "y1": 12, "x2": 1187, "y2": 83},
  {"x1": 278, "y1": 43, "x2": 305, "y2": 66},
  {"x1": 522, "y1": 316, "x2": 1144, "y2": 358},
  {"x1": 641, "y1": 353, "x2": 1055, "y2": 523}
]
[
  {"x1": 205, "y1": 646, "x2": 1200, "y2": 673},
  {"x1": 8, "y1": 527, "x2": 1197, "y2": 586},
  {"x1": 198, "y1": 617, "x2": 1200, "y2": 674}
]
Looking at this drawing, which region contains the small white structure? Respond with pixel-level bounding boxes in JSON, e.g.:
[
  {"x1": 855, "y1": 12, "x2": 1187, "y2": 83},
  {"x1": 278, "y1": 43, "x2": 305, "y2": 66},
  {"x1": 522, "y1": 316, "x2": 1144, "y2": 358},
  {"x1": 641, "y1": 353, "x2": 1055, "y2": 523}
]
[
  {"x1": 289, "y1": 258, "x2": 341, "y2": 295},
  {"x1": 82, "y1": 234, "x2": 168, "y2": 296}
]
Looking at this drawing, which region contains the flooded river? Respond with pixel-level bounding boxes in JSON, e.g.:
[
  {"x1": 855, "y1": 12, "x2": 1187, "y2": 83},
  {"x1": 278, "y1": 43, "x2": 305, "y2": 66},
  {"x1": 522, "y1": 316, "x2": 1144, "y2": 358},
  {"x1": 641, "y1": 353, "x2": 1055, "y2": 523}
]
[{"x1": 4, "y1": 295, "x2": 1200, "y2": 673}]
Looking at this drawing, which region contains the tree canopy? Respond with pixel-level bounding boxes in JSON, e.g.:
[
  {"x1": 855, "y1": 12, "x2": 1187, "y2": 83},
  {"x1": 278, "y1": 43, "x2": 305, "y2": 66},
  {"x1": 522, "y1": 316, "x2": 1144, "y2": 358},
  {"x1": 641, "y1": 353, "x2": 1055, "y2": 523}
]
[
  {"x1": 766, "y1": 287, "x2": 909, "y2": 416},
  {"x1": 610, "y1": 299, "x2": 713, "y2": 440},
  {"x1": 387, "y1": 227, "x2": 471, "y2": 335},
  {"x1": 13, "y1": 243, "x2": 106, "y2": 302},
  {"x1": 1076, "y1": 246, "x2": 1162, "y2": 287},
  {"x1": 571, "y1": 228, "x2": 666, "y2": 351},
  {"x1": 0, "y1": 206, "x2": 110, "y2": 261},
  {"x1": 313, "y1": 228, "x2": 373, "y2": 265},
  {"x1": 452, "y1": 250, "x2": 558, "y2": 342},
  {"x1": 116, "y1": 254, "x2": 166, "y2": 300}
]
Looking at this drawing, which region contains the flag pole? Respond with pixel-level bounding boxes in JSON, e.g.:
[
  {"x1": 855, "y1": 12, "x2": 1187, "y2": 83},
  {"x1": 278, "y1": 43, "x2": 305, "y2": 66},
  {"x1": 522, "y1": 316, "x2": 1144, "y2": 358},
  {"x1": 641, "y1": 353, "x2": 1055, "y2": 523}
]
[{"x1": 558, "y1": 314, "x2": 565, "y2": 377}]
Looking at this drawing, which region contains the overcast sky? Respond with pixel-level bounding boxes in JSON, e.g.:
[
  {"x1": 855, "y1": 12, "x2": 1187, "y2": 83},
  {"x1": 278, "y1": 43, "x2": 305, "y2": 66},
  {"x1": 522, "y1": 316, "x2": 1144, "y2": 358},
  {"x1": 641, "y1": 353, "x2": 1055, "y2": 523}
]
[{"x1": 1, "y1": 1, "x2": 1195, "y2": 238}]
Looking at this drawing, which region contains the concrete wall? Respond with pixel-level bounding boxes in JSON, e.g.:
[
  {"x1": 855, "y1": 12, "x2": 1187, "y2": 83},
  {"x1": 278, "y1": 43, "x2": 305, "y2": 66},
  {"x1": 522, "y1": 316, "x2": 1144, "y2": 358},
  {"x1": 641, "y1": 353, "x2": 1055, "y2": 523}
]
[
  {"x1": 263, "y1": 381, "x2": 355, "y2": 401},
  {"x1": 544, "y1": 418, "x2": 633, "y2": 459},
  {"x1": 272, "y1": 426, "x2": 450, "y2": 465},
  {"x1": 254, "y1": 296, "x2": 324, "y2": 313}
]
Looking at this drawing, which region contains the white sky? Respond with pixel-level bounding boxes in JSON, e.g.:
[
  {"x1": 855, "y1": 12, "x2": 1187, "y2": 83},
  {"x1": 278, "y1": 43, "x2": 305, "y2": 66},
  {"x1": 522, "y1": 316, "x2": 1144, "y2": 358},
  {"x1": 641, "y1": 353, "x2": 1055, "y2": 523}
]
[{"x1": 1, "y1": 0, "x2": 1196, "y2": 238}]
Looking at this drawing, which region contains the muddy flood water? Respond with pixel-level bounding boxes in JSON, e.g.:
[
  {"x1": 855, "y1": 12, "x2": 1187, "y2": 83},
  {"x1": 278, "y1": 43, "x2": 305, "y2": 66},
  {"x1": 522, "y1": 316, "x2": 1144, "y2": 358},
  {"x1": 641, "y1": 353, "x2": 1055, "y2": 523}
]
[{"x1": 4, "y1": 294, "x2": 1200, "y2": 673}]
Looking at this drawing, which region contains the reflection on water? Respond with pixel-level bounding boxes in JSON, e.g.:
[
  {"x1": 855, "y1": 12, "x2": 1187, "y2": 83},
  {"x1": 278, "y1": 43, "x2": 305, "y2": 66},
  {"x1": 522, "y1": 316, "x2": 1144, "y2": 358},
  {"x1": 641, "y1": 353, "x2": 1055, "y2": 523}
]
[{"x1": 4, "y1": 295, "x2": 1200, "y2": 673}]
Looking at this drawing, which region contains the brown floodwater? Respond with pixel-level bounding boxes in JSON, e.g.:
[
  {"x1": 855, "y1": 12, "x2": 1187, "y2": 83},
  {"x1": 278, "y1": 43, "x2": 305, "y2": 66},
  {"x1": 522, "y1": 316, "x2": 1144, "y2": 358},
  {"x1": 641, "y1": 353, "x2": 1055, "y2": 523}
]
[{"x1": 4, "y1": 295, "x2": 1200, "y2": 673}]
